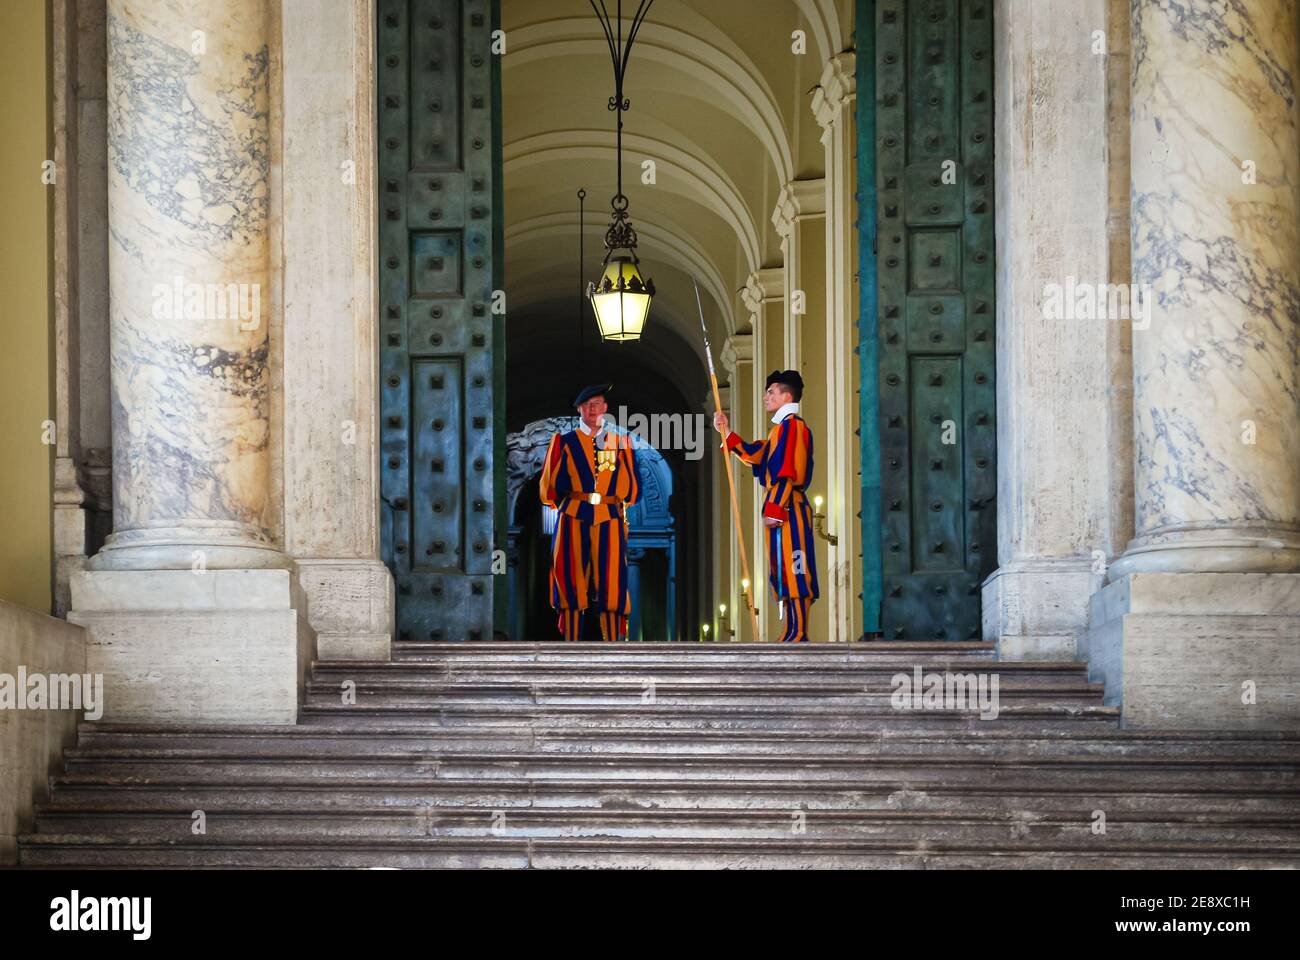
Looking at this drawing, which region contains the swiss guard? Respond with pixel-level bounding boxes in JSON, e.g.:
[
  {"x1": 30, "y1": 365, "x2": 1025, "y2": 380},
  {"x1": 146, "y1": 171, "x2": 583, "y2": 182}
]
[
  {"x1": 539, "y1": 384, "x2": 641, "y2": 641},
  {"x1": 713, "y1": 369, "x2": 820, "y2": 642}
]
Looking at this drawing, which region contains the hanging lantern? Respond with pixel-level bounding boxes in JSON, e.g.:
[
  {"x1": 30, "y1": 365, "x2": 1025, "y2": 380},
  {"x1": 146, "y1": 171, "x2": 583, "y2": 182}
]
[
  {"x1": 590, "y1": 254, "x2": 653, "y2": 341},
  {"x1": 586, "y1": 0, "x2": 656, "y2": 341}
]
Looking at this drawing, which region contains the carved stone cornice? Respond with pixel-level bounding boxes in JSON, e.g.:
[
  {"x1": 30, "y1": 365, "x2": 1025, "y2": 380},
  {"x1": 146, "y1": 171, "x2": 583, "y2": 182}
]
[
  {"x1": 719, "y1": 333, "x2": 753, "y2": 377},
  {"x1": 811, "y1": 52, "x2": 856, "y2": 133},
  {"x1": 771, "y1": 179, "x2": 827, "y2": 239},
  {"x1": 741, "y1": 268, "x2": 783, "y2": 317}
]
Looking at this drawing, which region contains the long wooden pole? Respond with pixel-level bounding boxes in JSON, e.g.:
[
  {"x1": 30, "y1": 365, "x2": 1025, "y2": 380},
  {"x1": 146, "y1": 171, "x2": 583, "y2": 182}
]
[{"x1": 694, "y1": 279, "x2": 762, "y2": 643}]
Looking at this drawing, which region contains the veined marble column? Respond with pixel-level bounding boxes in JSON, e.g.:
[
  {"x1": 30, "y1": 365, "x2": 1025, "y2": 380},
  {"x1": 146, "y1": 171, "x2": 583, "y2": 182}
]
[
  {"x1": 813, "y1": 51, "x2": 860, "y2": 643},
  {"x1": 69, "y1": 0, "x2": 311, "y2": 725},
  {"x1": 93, "y1": 0, "x2": 284, "y2": 571},
  {"x1": 1111, "y1": 0, "x2": 1300, "y2": 577},
  {"x1": 1083, "y1": 0, "x2": 1300, "y2": 730}
]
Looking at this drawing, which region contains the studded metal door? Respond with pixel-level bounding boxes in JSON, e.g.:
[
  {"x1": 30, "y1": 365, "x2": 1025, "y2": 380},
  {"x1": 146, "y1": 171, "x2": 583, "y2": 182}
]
[
  {"x1": 872, "y1": 0, "x2": 996, "y2": 641},
  {"x1": 377, "y1": 0, "x2": 500, "y2": 643}
]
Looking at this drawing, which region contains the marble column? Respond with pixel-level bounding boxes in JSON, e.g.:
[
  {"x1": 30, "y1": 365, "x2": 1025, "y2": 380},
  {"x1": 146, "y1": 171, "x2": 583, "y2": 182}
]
[
  {"x1": 1110, "y1": 0, "x2": 1300, "y2": 578},
  {"x1": 1084, "y1": 0, "x2": 1300, "y2": 730},
  {"x1": 813, "y1": 51, "x2": 861, "y2": 643},
  {"x1": 69, "y1": 0, "x2": 313, "y2": 725},
  {"x1": 93, "y1": 0, "x2": 283, "y2": 571}
]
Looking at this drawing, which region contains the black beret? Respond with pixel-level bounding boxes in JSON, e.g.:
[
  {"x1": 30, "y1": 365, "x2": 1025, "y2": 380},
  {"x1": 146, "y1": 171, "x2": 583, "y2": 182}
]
[
  {"x1": 573, "y1": 383, "x2": 613, "y2": 407},
  {"x1": 765, "y1": 369, "x2": 804, "y2": 394}
]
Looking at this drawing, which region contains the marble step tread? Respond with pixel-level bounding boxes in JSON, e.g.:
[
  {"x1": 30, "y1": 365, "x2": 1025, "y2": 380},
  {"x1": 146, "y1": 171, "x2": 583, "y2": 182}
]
[
  {"x1": 314, "y1": 658, "x2": 1063, "y2": 673},
  {"x1": 388, "y1": 642, "x2": 998, "y2": 655},
  {"x1": 76, "y1": 721, "x2": 1300, "y2": 746},
  {"x1": 40, "y1": 779, "x2": 1300, "y2": 812},
  {"x1": 57, "y1": 749, "x2": 1300, "y2": 771},
  {"x1": 309, "y1": 671, "x2": 1092, "y2": 686},
  {"x1": 301, "y1": 679, "x2": 1102, "y2": 695},
  {"x1": 299, "y1": 695, "x2": 1104, "y2": 713},
  {"x1": 19, "y1": 834, "x2": 1300, "y2": 870},
  {"x1": 62, "y1": 738, "x2": 1300, "y2": 761},
  {"x1": 27, "y1": 810, "x2": 1300, "y2": 845},
  {"x1": 296, "y1": 701, "x2": 1122, "y2": 724},
  {"x1": 51, "y1": 758, "x2": 1300, "y2": 790},
  {"x1": 65, "y1": 734, "x2": 1300, "y2": 762}
]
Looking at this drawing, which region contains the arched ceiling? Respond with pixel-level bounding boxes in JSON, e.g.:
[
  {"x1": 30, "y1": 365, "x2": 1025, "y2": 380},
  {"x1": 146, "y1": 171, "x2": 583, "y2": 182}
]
[{"x1": 502, "y1": 0, "x2": 854, "y2": 409}]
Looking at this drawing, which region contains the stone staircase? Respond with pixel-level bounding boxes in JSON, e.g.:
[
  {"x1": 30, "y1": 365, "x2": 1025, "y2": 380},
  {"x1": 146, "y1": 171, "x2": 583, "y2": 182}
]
[{"x1": 19, "y1": 642, "x2": 1300, "y2": 868}]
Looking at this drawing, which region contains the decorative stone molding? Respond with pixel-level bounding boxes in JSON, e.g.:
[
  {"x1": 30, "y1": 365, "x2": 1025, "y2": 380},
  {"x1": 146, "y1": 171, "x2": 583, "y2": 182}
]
[
  {"x1": 740, "y1": 268, "x2": 783, "y2": 320},
  {"x1": 718, "y1": 333, "x2": 752, "y2": 379},
  {"x1": 811, "y1": 51, "x2": 856, "y2": 139},
  {"x1": 771, "y1": 179, "x2": 826, "y2": 240}
]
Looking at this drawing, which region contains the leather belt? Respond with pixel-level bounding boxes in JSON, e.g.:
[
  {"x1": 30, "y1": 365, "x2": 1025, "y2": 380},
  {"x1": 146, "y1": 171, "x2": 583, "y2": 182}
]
[{"x1": 568, "y1": 492, "x2": 621, "y2": 506}]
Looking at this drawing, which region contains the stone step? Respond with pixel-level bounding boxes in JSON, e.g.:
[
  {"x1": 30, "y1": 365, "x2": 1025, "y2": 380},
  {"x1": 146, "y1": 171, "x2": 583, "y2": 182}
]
[
  {"x1": 388, "y1": 641, "x2": 999, "y2": 659},
  {"x1": 315, "y1": 656, "x2": 1060, "y2": 672},
  {"x1": 390, "y1": 654, "x2": 1010, "y2": 666},
  {"x1": 28, "y1": 806, "x2": 1300, "y2": 845},
  {"x1": 305, "y1": 680, "x2": 1101, "y2": 696},
  {"x1": 65, "y1": 730, "x2": 1300, "y2": 761},
  {"x1": 20, "y1": 834, "x2": 1300, "y2": 869},
  {"x1": 300, "y1": 685, "x2": 1103, "y2": 709},
  {"x1": 308, "y1": 664, "x2": 1093, "y2": 685},
  {"x1": 39, "y1": 778, "x2": 1300, "y2": 815},
  {"x1": 53, "y1": 754, "x2": 1300, "y2": 788},
  {"x1": 296, "y1": 701, "x2": 1123, "y2": 730},
  {"x1": 27, "y1": 635, "x2": 1298, "y2": 870}
]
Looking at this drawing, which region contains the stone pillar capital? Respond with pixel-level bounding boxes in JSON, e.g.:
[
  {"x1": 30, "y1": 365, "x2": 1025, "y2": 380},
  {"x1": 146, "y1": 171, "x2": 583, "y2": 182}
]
[
  {"x1": 741, "y1": 268, "x2": 782, "y2": 317},
  {"x1": 812, "y1": 51, "x2": 856, "y2": 134},
  {"x1": 719, "y1": 333, "x2": 752, "y2": 377},
  {"x1": 771, "y1": 179, "x2": 826, "y2": 239}
]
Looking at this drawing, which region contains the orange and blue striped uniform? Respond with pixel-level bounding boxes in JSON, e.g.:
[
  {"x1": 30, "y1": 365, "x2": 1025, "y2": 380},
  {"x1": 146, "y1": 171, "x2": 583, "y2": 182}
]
[
  {"x1": 724, "y1": 413, "x2": 819, "y2": 642},
  {"x1": 539, "y1": 425, "x2": 641, "y2": 641}
]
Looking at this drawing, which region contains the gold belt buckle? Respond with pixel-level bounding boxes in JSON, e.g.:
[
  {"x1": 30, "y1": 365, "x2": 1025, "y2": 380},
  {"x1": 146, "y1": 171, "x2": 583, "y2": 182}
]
[{"x1": 588, "y1": 492, "x2": 602, "y2": 506}]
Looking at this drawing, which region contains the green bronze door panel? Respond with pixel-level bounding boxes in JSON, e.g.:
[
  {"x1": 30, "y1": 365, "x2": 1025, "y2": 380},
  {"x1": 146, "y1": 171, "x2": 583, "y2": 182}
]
[
  {"x1": 377, "y1": 0, "x2": 498, "y2": 643},
  {"x1": 874, "y1": 0, "x2": 996, "y2": 640}
]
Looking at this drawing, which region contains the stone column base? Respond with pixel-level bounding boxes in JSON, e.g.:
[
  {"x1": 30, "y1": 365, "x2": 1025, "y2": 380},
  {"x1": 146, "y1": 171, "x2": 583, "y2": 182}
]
[
  {"x1": 294, "y1": 559, "x2": 393, "y2": 660},
  {"x1": 1082, "y1": 573, "x2": 1300, "y2": 730},
  {"x1": 982, "y1": 559, "x2": 1103, "y2": 660},
  {"x1": 68, "y1": 569, "x2": 316, "y2": 724}
]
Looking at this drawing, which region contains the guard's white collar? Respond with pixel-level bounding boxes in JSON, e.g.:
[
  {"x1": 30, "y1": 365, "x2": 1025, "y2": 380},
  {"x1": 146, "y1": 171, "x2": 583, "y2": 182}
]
[
  {"x1": 771, "y1": 402, "x2": 800, "y2": 425},
  {"x1": 578, "y1": 418, "x2": 605, "y2": 437}
]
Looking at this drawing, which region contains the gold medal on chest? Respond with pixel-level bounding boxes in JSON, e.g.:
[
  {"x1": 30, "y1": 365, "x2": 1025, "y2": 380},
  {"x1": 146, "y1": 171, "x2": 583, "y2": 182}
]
[{"x1": 596, "y1": 449, "x2": 617, "y2": 473}]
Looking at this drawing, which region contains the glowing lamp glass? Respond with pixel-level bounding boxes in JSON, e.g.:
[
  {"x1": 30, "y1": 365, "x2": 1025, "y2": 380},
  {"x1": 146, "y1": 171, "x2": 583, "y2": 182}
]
[{"x1": 590, "y1": 257, "x2": 652, "y2": 341}]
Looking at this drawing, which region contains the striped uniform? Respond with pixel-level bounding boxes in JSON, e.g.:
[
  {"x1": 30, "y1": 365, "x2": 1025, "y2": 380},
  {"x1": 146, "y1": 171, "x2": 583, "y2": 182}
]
[
  {"x1": 539, "y1": 425, "x2": 641, "y2": 641},
  {"x1": 725, "y1": 413, "x2": 819, "y2": 642}
]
